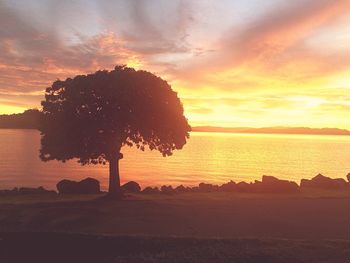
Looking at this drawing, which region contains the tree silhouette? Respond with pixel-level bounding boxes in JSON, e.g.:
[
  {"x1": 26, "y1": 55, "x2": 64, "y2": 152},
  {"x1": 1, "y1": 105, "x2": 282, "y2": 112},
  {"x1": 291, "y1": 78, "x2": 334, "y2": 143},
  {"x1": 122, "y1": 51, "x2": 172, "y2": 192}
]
[{"x1": 39, "y1": 66, "x2": 191, "y2": 197}]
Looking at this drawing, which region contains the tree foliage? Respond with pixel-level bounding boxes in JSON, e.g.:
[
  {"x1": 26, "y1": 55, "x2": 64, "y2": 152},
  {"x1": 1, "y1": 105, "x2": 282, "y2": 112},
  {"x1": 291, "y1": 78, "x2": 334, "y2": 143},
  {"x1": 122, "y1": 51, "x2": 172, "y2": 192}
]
[{"x1": 39, "y1": 66, "x2": 191, "y2": 165}]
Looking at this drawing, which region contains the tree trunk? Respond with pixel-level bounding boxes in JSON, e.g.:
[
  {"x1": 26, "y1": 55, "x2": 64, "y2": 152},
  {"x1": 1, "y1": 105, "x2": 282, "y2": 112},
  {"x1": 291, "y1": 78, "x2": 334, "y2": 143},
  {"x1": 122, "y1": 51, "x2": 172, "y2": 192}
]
[{"x1": 108, "y1": 154, "x2": 122, "y2": 198}]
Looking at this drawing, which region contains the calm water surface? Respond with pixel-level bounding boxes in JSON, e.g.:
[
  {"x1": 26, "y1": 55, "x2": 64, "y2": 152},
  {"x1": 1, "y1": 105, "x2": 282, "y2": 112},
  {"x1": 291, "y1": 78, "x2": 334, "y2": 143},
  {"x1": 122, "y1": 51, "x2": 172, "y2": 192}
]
[{"x1": 1, "y1": 129, "x2": 350, "y2": 190}]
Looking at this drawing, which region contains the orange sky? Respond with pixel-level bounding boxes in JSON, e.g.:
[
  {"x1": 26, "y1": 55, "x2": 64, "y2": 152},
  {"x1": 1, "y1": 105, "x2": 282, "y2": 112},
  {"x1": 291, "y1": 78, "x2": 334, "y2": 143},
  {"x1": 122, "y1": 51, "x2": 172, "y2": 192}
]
[{"x1": 1, "y1": 0, "x2": 350, "y2": 128}]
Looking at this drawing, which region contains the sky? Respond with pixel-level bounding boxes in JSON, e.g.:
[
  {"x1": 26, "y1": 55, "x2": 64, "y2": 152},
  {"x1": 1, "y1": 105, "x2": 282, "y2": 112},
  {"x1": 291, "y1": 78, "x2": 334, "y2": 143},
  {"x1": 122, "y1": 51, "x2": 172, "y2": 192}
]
[{"x1": 1, "y1": 0, "x2": 350, "y2": 128}]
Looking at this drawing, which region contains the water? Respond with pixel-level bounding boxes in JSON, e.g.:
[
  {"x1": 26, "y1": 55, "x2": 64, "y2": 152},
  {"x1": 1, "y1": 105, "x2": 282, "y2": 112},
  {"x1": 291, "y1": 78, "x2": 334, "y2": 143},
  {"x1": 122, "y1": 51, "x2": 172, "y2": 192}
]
[{"x1": 1, "y1": 129, "x2": 350, "y2": 190}]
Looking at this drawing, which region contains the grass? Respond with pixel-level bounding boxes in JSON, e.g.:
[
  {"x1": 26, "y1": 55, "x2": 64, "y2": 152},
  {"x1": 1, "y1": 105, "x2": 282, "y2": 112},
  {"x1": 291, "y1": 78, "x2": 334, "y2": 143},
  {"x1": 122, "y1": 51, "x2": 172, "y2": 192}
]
[
  {"x1": 0, "y1": 193, "x2": 100, "y2": 205},
  {"x1": 1, "y1": 192, "x2": 350, "y2": 262},
  {"x1": 1, "y1": 232, "x2": 350, "y2": 263},
  {"x1": 2, "y1": 188, "x2": 350, "y2": 205}
]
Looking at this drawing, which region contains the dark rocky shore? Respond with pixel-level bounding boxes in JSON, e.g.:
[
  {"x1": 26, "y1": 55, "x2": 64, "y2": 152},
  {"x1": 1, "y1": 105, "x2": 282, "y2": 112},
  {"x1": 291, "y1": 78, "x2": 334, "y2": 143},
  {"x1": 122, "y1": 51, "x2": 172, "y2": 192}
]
[
  {"x1": 140, "y1": 173, "x2": 350, "y2": 195},
  {"x1": 2, "y1": 173, "x2": 349, "y2": 196}
]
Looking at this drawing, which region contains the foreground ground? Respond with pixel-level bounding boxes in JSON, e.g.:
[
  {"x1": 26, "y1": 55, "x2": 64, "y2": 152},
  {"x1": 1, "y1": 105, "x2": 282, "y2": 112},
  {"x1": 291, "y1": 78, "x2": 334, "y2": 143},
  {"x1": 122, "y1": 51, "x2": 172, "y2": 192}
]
[
  {"x1": 1, "y1": 232, "x2": 350, "y2": 263},
  {"x1": 1, "y1": 191, "x2": 350, "y2": 239},
  {"x1": 1, "y1": 191, "x2": 350, "y2": 262}
]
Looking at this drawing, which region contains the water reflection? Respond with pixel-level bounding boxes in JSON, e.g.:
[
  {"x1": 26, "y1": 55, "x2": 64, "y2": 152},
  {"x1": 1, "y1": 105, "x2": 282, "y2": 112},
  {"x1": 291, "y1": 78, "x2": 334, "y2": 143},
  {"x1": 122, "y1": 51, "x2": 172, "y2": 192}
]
[{"x1": 1, "y1": 130, "x2": 350, "y2": 190}]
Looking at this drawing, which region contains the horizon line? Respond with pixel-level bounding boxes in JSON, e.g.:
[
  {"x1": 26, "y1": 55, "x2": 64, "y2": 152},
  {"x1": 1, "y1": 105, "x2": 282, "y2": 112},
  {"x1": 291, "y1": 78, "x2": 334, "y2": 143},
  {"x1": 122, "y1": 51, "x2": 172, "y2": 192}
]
[{"x1": 191, "y1": 126, "x2": 350, "y2": 136}]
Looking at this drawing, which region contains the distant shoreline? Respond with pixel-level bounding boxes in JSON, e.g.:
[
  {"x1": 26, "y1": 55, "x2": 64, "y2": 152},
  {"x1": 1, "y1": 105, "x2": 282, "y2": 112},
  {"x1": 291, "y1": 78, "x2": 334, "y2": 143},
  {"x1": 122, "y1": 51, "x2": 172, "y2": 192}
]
[
  {"x1": 1, "y1": 110, "x2": 350, "y2": 136},
  {"x1": 192, "y1": 126, "x2": 350, "y2": 136},
  {"x1": 1, "y1": 127, "x2": 350, "y2": 137}
]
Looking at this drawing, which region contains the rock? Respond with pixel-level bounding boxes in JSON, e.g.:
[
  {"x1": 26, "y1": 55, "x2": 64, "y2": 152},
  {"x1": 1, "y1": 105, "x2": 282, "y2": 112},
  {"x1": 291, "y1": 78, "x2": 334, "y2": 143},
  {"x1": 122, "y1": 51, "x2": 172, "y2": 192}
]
[
  {"x1": 161, "y1": 185, "x2": 174, "y2": 194},
  {"x1": 258, "y1": 175, "x2": 299, "y2": 193},
  {"x1": 225, "y1": 176, "x2": 298, "y2": 193},
  {"x1": 0, "y1": 187, "x2": 55, "y2": 196},
  {"x1": 175, "y1": 185, "x2": 187, "y2": 192},
  {"x1": 219, "y1": 181, "x2": 237, "y2": 192},
  {"x1": 190, "y1": 186, "x2": 199, "y2": 192},
  {"x1": 78, "y1": 178, "x2": 100, "y2": 194},
  {"x1": 121, "y1": 181, "x2": 141, "y2": 193},
  {"x1": 18, "y1": 186, "x2": 56, "y2": 195},
  {"x1": 236, "y1": 181, "x2": 251, "y2": 192},
  {"x1": 251, "y1": 180, "x2": 263, "y2": 192},
  {"x1": 142, "y1": 186, "x2": 160, "y2": 194},
  {"x1": 56, "y1": 178, "x2": 100, "y2": 194},
  {"x1": 198, "y1": 183, "x2": 219, "y2": 192},
  {"x1": 0, "y1": 188, "x2": 18, "y2": 196},
  {"x1": 300, "y1": 174, "x2": 348, "y2": 190},
  {"x1": 56, "y1": 179, "x2": 77, "y2": 194}
]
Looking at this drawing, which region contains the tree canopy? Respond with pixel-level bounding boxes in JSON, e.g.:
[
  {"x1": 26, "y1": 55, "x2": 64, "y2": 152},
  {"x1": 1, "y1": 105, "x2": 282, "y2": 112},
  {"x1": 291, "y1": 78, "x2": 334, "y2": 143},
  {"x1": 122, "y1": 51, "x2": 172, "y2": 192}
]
[{"x1": 39, "y1": 66, "x2": 191, "y2": 195}]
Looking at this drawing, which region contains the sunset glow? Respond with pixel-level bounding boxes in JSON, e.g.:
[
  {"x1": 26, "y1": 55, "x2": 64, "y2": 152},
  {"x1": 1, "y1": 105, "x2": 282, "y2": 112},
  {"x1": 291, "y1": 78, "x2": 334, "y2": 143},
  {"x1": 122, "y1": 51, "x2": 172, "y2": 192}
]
[{"x1": 1, "y1": 0, "x2": 350, "y2": 128}]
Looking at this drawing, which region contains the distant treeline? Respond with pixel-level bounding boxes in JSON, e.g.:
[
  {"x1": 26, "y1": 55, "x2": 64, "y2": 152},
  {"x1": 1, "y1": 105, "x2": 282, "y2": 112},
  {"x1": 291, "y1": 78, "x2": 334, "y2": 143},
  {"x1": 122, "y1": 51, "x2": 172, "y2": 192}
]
[{"x1": 0, "y1": 109, "x2": 41, "y2": 129}]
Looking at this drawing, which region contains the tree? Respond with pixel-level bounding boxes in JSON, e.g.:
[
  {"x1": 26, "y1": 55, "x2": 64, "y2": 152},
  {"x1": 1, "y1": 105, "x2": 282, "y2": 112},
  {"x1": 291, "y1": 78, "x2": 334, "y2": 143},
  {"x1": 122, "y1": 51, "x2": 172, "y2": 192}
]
[{"x1": 39, "y1": 66, "x2": 191, "y2": 198}]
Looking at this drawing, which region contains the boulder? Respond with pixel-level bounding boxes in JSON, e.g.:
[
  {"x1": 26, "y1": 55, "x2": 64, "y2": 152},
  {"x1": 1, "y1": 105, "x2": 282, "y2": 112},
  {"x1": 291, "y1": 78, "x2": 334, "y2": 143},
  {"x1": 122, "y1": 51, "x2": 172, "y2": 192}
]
[
  {"x1": 142, "y1": 186, "x2": 160, "y2": 194},
  {"x1": 175, "y1": 185, "x2": 188, "y2": 193},
  {"x1": 0, "y1": 189, "x2": 16, "y2": 196},
  {"x1": 198, "y1": 183, "x2": 219, "y2": 192},
  {"x1": 121, "y1": 181, "x2": 141, "y2": 193},
  {"x1": 190, "y1": 186, "x2": 200, "y2": 192},
  {"x1": 0, "y1": 188, "x2": 18, "y2": 196},
  {"x1": 258, "y1": 175, "x2": 299, "y2": 193},
  {"x1": 219, "y1": 181, "x2": 237, "y2": 192},
  {"x1": 56, "y1": 178, "x2": 100, "y2": 194},
  {"x1": 161, "y1": 185, "x2": 174, "y2": 194},
  {"x1": 251, "y1": 180, "x2": 263, "y2": 192},
  {"x1": 300, "y1": 174, "x2": 348, "y2": 190},
  {"x1": 78, "y1": 178, "x2": 100, "y2": 194},
  {"x1": 236, "y1": 181, "x2": 251, "y2": 192},
  {"x1": 18, "y1": 186, "x2": 56, "y2": 195},
  {"x1": 56, "y1": 180, "x2": 77, "y2": 194},
  {"x1": 0, "y1": 187, "x2": 56, "y2": 196}
]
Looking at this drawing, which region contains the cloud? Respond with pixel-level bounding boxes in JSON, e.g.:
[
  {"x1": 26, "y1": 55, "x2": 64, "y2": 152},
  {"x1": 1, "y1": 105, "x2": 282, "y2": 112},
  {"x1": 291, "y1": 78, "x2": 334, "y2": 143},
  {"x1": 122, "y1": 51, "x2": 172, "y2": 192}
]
[
  {"x1": 173, "y1": 0, "x2": 350, "y2": 87},
  {"x1": 220, "y1": 0, "x2": 348, "y2": 62},
  {"x1": 1, "y1": 0, "x2": 350, "y2": 128},
  {"x1": 0, "y1": 0, "x2": 196, "y2": 96},
  {"x1": 96, "y1": 0, "x2": 194, "y2": 56},
  {"x1": 0, "y1": 2, "x2": 136, "y2": 94}
]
